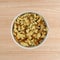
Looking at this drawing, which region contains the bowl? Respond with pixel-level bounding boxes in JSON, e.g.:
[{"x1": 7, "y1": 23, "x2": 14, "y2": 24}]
[{"x1": 11, "y1": 12, "x2": 48, "y2": 49}]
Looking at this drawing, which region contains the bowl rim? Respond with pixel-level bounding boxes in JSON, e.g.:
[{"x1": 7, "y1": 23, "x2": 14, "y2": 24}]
[{"x1": 11, "y1": 11, "x2": 49, "y2": 49}]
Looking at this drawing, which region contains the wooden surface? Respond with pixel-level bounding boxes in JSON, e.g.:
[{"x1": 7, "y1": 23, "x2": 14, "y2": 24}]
[{"x1": 0, "y1": 0, "x2": 60, "y2": 60}]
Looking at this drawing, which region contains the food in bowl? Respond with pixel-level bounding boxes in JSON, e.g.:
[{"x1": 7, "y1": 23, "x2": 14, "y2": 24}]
[{"x1": 12, "y1": 12, "x2": 48, "y2": 48}]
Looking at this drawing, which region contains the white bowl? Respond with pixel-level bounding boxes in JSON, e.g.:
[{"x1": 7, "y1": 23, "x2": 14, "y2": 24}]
[{"x1": 11, "y1": 11, "x2": 49, "y2": 49}]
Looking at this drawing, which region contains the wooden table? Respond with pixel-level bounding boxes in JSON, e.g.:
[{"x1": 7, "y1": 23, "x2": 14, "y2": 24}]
[{"x1": 0, "y1": 0, "x2": 60, "y2": 60}]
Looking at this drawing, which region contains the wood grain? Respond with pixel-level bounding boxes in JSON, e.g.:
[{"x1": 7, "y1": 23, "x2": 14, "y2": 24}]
[{"x1": 0, "y1": 0, "x2": 60, "y2": 60}]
